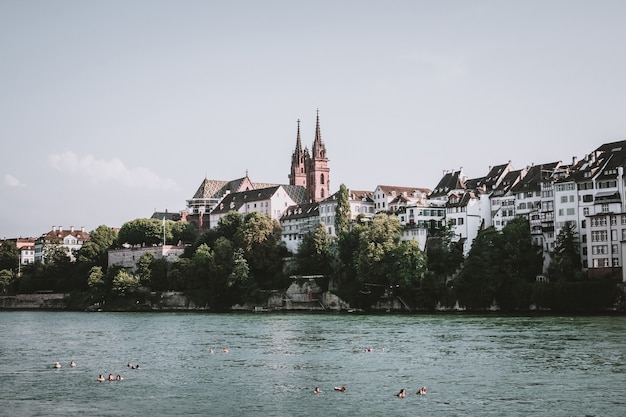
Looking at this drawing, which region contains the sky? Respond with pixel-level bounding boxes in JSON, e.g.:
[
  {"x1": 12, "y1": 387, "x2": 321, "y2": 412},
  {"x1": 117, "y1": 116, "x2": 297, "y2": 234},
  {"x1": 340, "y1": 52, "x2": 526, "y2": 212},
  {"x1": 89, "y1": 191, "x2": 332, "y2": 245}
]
[{"x1": 2, "y1": 0, "x2": 626, "y2": 239}]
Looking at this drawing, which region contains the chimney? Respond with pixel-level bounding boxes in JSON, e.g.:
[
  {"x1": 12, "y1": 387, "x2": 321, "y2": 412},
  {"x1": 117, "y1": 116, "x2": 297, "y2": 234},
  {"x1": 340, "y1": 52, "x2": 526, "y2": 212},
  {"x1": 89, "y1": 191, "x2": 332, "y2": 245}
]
[
  {"x1": 572, "y1": 156, "x2": 578, "y2": 165},
  {"x1": 70, "y1": 226, "x2": 74, "y2": 232},
  {"x1": 81, "y1": 226, "x2": 85, "y2": 232},
  {"x1": 52, "y1": 226, "x2": 57, "y2": 232}
]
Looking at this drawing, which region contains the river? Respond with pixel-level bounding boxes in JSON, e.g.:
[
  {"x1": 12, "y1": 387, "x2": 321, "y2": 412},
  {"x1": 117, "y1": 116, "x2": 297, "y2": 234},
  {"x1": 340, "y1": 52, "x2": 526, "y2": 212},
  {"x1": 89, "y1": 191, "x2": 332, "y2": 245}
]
[{"x1": 0, "y1": 311, "x2": 624, "y2": 416}]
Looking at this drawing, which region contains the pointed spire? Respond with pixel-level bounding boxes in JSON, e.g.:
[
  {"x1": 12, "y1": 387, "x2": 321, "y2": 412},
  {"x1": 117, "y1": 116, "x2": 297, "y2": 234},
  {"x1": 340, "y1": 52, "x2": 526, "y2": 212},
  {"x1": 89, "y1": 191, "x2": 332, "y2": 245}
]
[
  {"x1": 312, "y1": 109, "x2": 324, "y2": 158},
  {"x1": 314, "y1": 109, "x2": 322, "y2": 145},
  {"x1": 296, "y1": 119, "x2": 302, "y2": 152}
]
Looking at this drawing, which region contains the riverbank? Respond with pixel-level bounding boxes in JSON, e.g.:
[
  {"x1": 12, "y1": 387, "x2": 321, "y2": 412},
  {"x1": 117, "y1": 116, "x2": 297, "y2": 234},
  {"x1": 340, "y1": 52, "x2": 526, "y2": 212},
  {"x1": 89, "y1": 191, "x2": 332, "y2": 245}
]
[{"x1": 2, "y1": 287, "x2": 626, "y2": 313}]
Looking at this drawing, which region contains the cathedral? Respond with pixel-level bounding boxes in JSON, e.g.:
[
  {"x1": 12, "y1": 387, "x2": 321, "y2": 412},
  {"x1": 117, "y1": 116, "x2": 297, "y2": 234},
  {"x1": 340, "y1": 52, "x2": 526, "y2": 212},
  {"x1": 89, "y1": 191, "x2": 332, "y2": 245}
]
[
  {"x1": 289, "y1": 110, "x2": 330, "y2": 202},
  {"x1": 184, "y1": 111, "x2": 330, "y2": 233}
]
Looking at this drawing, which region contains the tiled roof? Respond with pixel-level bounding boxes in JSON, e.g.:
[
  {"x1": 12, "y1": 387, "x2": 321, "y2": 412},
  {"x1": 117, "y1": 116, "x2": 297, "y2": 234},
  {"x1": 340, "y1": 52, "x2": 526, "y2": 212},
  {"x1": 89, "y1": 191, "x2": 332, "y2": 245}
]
[
  {"x1": 511, "y1": 162, "x2": 560, "y2": 193},
  {"x1": 430, "y1": 170, "x2": 467, "y2": 197},
  {"x1": 376, "y1": 185, "x2": 431, "y2": 196},
  {"x1": 282, "y1": 185, "x2": 308, "y2": 204},
  {"x1": 347, "y1": 190, "x2": 374, "y2": 202},
  {"x1": 491, "y1": 169, "x2": 523, "y2": 196},
  {"x1": 280, "y1": 202, "x2": 320, "y2": 220},
  {"x1": 211, "y1": 186, "x2": 282, "y2": 214},
  {"x1": 151, "y1": 212, "x2": 181, "y2": 221},
  {"x1": 191, "y1": 176, "x2": 279, "y2": 200},
  {"x1": 39, "y1": 228, "x2": 90, "y2": 242}
]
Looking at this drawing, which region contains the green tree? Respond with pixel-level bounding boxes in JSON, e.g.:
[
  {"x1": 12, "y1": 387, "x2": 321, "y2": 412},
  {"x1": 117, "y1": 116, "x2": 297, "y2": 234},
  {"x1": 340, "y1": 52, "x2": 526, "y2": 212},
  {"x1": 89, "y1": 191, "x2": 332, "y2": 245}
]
[
  {"x1": 455, "y1": 227, "x2": 503, "y2": 309},
  {"x1": 391, "y1": 240, "x2": 427, "y2": 287},
  {"x1": 548, "y1": 221, "x2": 583, "y2": 282},
  {"x1": 295, "y1": 223, "x2": 333, "y2": 276},
  {"x1": 0, "y1": 241, "x2": 19, "y2": 272},
  {"x1": 77, "y1": 225, "x2": 118, "y2": 269},
  {"x1": 354, "y1": 213, "x2": 402, "y2": 286},
  {"x1": 235, "y1": 212, "x2": 287, "y2": 289},
  {"x1": 87, "y1": 266, "x2": 105, "y2": 290},
  {"x1": 136, "y1": 252, "x2": 154, "y2": 286},
  {"x1": 334, "y1": 183, "x2": 351, "y2": 236},
  {"x1": 425, "y1": 220, "x2": 464, "y2": 278},
  {"x1": 168, "y1": 258, "x2": 193, "y2": 291},
  {"x1": 0, "y1": 269, "x2": 14, "y2": 294},
  {"x1": 168, "y1": 221, "x2": 197, "y2": 245},
  {"x1": 111, "y1": 269, "x2": 140, "y2": 296},
  {"x1": 118, "y1": 218, "x2": 163, "y2": 246},
  {"x1": 497, "y1": 218, "x2": 543, "y2": 310}
]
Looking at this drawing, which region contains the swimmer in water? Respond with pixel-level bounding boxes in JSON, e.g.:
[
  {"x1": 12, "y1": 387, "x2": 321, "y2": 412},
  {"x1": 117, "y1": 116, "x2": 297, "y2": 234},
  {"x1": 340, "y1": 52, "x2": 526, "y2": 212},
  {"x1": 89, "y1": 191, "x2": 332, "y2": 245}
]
[
  {"x1": 108, "y1": 374, "x2": 114, "y2": 381},
  {"x1": 416, "y1": 386, "x2": 427, "y2": 395},
  {"x1": 395, "y1": 389, "x2": 406, "y2": 398},
  {"x1": 116, "y1": 375, "x2": 123, "y2": 381},
  {"x1": 97, "y1": 374, "x2": 105, "y2": 382},
  {"x1": 53, "y1": 362, "x2": 61, "y2": 369},
  {"x1": 314, "y1": 387, "x2": 321, "y2": 394},
  {"x1": 334, "y1": 386, "x2": 346, "y2": 392},
  {"x1": 69, "y1": 360, "x2": 76, "y2": 367}
]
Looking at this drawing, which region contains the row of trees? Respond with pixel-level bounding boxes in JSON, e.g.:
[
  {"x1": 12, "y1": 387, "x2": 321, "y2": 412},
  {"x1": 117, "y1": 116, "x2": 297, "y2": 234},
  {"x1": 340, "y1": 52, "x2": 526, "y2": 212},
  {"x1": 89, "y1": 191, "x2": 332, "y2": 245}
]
[{"x1": 0, "y1": 184, "x2": 621, "y2": 311}]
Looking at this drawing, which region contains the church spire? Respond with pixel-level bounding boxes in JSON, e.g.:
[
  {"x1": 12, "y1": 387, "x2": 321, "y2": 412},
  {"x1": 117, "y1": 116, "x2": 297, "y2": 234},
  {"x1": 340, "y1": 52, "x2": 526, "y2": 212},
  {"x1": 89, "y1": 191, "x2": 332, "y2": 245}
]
[
  {"x1": 312, "y1": 109, "x2": 323, "y2": 158},
  {"x1": 307, "y1": 109, "x2": 330, "y2": 202},
  {"x1": 296, "y1": 119, "x2": 302, "y2": 153},
  {"x1": 289, "y1": 118, "x2": 307, "y2": 187}
]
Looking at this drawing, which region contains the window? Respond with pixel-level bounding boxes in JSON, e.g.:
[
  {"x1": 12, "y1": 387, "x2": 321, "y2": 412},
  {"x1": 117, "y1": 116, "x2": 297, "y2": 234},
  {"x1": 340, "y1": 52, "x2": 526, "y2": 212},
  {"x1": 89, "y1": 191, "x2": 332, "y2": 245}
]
[
  {"x1": 566, "y1": 208, "x2": 575, "y2": 215},
  {"x1": 592, "y1": 245, "x2": 608, "y2": 255},
  {"x1": 592, "y1": 230, "x2": 608, "y2": 242},
  {"x1": 602, "y1": 204, "x2": 610, "y2": 213},
  {"x1": 458, "y1": 218, "x2": 464, "y2": 225},
  {"x1": 560, "y1": 196, "x2": 568, "y2": 203}
]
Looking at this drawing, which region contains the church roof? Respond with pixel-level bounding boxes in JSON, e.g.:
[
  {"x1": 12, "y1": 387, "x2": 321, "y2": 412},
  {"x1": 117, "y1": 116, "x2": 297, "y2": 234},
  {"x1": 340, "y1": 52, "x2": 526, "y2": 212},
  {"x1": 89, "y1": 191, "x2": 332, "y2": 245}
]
[{"x1": 191, "y1": 177, "x2": 279, "y2": 200}]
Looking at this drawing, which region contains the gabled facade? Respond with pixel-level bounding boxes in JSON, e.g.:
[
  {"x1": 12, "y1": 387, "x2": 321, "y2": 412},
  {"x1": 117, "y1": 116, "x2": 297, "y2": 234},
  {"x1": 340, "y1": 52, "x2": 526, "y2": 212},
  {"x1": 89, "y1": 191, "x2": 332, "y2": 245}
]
[
  {"x1": 34, "y1": 226, "x2": 90, "y2": 264},
  {"x1": 318, "y1": 189, "x2": 376, "y2": 236},
  {"x1": 490, "y1": 169, "x2": 525, "y2": 231},
  {"x1": 373, "y1": 185, "x2": 431, "y2": 213},
  {"x1": 429, "y1": 168, "x2": 491, "y2": 256},
  {"x1": 279, "y1": 202, "x2": 320, "y2": 253},
  {"x1": 209, "y1": 185, "x2": 300, "y2": 227},
  {"x1": 398, "y1": 200, "x2": 446, "y2": 250},
  {"x1": 575, "y1": 141, "x2": 626, "y2": 275},
  {"x1": 16, "y1": 238, "x2": 36, "y2": 265},
  {"x1": 186, "y1": 175, "x2": 278, "y2": 233}
]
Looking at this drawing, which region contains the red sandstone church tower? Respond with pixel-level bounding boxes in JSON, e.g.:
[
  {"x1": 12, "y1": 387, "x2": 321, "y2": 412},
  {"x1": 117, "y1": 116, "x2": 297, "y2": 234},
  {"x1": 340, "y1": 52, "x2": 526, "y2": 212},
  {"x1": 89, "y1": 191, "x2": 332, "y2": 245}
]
[{"x1": 289, "y1": 111, "x2": 330, "y2": 202}]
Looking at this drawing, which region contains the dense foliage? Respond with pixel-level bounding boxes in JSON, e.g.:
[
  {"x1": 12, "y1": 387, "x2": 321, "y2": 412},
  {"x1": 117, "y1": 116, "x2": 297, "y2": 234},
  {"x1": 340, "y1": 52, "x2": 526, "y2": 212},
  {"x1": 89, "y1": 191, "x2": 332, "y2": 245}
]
[{"x1": 0, "y1": 206, "x2": 621, "y2": 312}]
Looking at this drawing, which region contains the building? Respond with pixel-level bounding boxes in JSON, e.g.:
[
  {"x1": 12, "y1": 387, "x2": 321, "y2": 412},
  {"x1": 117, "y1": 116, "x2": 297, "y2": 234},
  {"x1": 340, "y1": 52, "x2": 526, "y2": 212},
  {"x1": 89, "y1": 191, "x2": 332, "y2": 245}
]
[
  {"x1": 209, "y1": 185, "x2": 306, "y2": 227},
  {"x1": 16, "y1": 238, "x2": 36, "y2": 265},
  {"x1": 108, "y1": 245, "x2": 186, "y2": 272},
  {"x1": 280, "y1": 202, "x2": 320, "y2": 253},
  {"x1": 289, "y1": 111, "x2": 331, "y2": 202},
  {"x1": 34, "y1": 226, "x2": 90, "y2": 264}
]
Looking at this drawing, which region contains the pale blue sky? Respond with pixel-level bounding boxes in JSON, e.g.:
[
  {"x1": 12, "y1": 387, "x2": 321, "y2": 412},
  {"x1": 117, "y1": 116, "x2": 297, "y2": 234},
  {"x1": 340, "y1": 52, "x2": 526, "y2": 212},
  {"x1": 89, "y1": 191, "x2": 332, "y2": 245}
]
[{"x1": 2, "y1": 0, "x2": 626, "y2": 238}]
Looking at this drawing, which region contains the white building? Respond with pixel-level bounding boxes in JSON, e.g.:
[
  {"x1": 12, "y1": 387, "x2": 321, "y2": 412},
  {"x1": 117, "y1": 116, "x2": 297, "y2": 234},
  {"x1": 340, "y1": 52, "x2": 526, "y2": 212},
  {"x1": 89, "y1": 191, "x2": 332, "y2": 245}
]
[
  {"x1": 34, "y1": 226, "x2": 90, "y2": 264},
  {"x1": 209, "y1": 185, "x2": 302, "y2": 228}
]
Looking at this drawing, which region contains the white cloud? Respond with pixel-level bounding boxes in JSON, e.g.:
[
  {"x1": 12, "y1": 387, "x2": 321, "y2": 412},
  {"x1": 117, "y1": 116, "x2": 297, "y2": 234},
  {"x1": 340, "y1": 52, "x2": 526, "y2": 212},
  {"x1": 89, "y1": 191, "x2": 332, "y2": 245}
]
[
  {"x1": 4, "y1": 174, "x2": 25, "y2": 187},
  {"x1": 48, "y1": 151, "x2": 177, "y2": 190}
]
